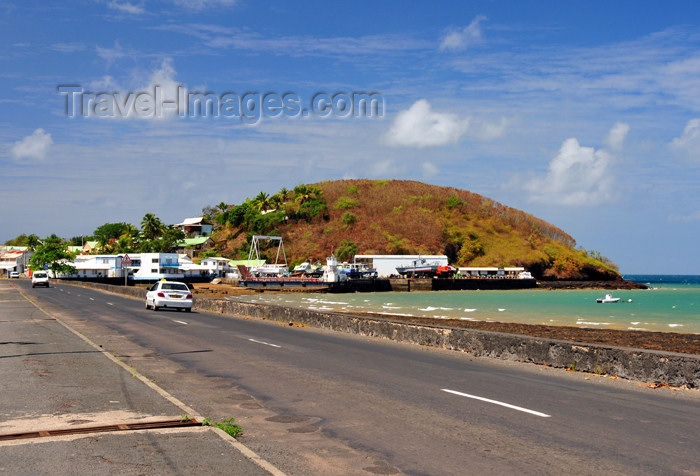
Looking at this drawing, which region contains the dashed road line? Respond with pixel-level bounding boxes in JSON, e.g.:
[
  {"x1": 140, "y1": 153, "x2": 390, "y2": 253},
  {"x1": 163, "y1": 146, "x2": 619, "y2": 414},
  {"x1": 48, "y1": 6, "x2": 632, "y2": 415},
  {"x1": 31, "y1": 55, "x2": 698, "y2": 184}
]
[
  {"x1": 442, "y1": 388, "x2": 551, "y2": 418},
  {"x1": 173, "y1": 320, "x2": 188, "y2": 325},
  {"x1": 249, "y1": 338, "x2": 281, "y2": 348}
]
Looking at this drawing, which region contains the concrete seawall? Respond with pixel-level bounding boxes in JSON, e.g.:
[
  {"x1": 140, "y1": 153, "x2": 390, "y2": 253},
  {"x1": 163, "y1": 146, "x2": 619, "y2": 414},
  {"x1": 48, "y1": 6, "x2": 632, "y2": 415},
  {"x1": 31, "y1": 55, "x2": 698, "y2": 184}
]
[{"x1": 59, "y1": 280, "x2": 700, "y2": 388}]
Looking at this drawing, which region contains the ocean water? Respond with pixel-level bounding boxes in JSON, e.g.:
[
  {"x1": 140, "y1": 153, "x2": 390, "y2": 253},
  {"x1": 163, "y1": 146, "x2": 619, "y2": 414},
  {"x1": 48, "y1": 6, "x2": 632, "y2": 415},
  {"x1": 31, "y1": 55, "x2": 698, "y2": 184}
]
[{"x1": 235, "y1": 275, "x2": 700, "y2": 334}]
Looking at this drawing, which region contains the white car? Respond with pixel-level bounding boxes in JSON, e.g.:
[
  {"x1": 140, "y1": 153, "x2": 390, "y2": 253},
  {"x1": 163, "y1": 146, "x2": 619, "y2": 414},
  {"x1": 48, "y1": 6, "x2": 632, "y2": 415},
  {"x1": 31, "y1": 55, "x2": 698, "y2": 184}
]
[
  {"x1": 145, "y1": 281, "x2": 193, "y2": 312},
  {"x1": 31, "y1": 271, "x2": 49, "y2": 288},
  {"x1": 9, "y1": 271, "x2": 20, "y2": 279}
]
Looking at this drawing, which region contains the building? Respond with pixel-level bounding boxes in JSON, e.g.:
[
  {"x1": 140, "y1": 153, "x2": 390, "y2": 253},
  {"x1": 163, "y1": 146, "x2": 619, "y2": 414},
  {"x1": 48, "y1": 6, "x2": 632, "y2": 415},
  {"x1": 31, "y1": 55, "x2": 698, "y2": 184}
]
[
  {"x1": 353, "y1": 255, "x2": 449, "y2": 277},
  {"x1": 200, "y1": 257, "x2": 231, "y2": 277},
  {"x1": 82, "y1": 241, "x2": 100, "y2": 254},
  {"x1": 176, "y1": 236, "x2": 213, "y2": 258},
  {"x1": 70, "y1": 255, "x2": 126, "y2": 278},
  {"x1": 131, "y1": 253, "x2": 185, "y2": 281},
  {"x1": 0, "y1": 247, "x2": 32, "y2": 275},
  {"x1": 56, "y1": 253, "x2": 186, "y2": 281},
  {"x1": 174, "y1": 217, "x2": 213, "y2": 237},
  {"x1": 457, "y1": 267, "x2": 525, "y2": 278}
]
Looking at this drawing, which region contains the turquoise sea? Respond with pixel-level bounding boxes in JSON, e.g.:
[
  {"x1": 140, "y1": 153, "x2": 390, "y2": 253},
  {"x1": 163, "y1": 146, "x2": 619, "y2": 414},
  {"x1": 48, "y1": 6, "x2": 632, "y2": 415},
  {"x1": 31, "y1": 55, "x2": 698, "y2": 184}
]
[{"x1": 235, "y1": 275, "x2": 700, "y2": 334}]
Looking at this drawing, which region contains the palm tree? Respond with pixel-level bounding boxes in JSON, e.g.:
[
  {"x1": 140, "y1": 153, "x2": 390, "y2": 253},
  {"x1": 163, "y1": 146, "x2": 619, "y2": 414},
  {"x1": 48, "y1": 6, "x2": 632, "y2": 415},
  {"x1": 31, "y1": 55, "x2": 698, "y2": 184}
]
[
  {"x1": 140, "y1": 213, "x2": 165, "y2": 241},
  {"x1": 294, "y1": 184, "x2": 316, "y2": 205},
  {"x1": 216, "y1": 201, "x2": 228, "y2": 213},
  {"x1": 278, "y1": 187, "x2": 290, "y2": 201},
  {"x1": 120, "y1": 224, "x2": 138, "y2": 239},
  {"x1": 254, "y1": 191, "x2": 270, "y2": 211}
]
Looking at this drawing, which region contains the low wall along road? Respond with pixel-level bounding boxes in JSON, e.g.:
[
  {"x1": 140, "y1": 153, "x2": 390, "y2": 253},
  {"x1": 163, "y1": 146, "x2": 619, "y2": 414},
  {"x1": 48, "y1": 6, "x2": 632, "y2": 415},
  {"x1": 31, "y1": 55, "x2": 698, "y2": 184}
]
[{"x1": 60, "y1": 280, "x2": 700, "y2": 388}]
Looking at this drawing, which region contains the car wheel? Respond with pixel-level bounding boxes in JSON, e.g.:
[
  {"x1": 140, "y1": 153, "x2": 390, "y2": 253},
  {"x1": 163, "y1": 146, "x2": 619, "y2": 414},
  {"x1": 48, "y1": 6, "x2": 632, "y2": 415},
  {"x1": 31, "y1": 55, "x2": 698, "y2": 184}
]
[
  {"x1": 145, "y1": 301, "x2": 150, "y2": 309},
  {"x1": 32, "y1": 284, "x2": 35, "y2": 288},
  {"x1": 185, "y1": 308, "x2": 191, "y2": 312},
  {"x1": 153, "y1": 305, "x2": 159, "y2": 311}
]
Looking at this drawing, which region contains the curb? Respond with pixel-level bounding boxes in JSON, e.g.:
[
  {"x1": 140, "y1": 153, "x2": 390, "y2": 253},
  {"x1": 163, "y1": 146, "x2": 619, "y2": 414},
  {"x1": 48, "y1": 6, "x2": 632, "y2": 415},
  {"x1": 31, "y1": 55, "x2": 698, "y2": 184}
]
[{"x1": 18, "y1": 282, "x2": 287, "y2": 476}]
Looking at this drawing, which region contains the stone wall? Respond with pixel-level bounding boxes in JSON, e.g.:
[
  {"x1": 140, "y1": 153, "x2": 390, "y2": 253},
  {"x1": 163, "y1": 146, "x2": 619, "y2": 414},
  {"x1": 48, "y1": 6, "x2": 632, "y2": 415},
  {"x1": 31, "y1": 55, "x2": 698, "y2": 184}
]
[{"x1": 58, "y1": 280, "x2": 700, "y2": 388}]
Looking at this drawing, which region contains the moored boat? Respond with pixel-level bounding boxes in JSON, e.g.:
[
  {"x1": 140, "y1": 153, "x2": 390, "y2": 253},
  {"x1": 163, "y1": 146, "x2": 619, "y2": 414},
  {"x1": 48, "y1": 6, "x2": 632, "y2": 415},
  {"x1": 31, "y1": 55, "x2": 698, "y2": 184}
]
[{"x1": 596, "y1": 294, "x2": 620, "y2": 303}]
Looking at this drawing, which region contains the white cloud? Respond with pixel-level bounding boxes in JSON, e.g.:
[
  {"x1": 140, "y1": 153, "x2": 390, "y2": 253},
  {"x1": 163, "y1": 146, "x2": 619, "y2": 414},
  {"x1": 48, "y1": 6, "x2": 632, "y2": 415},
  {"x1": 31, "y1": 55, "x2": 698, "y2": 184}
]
[
  {"x1": 670, "y1": 118, "x2": 700, "y2": 159},
  {"x1": 107, "y1": 1, "x2": 144, "y2": 14},
  {"x1": 604, "y1": 121, "x2": 630, "y2": 150},
  {"x1": 386, "y1": 99, "x2": 469, "y2": 147},
  {"x1": 439, "y1": 15, "x2": 487, "y2": 52},
  {"x1": 153, "y1": 24, "x2": 428, "y2": 57},
  {"x1": 50, "y1": 43, "x2": 86, "y2": 53},
  {"x1": 96, "y1": 41, "x2": 126, "y2": 66},
  {"x1": 467, "y1": 117, "x2": 509, "y2": 140},
  {"x1": 11, "y1": 129, "x2": 53, "y2": 161},
  {"x1": 525, "y1": 136, "x2": 615, "y2": 206},
  {"x1": 171, "y1": 0, "x2": 237, "y2": 10}
]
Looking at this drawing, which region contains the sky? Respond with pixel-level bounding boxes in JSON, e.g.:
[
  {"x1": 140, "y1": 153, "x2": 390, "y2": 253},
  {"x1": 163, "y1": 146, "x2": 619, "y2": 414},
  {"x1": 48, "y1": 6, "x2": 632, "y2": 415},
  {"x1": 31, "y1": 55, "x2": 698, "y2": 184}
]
[{"x1": 1, "y1": 1, "x2": 700, "y2": 274}]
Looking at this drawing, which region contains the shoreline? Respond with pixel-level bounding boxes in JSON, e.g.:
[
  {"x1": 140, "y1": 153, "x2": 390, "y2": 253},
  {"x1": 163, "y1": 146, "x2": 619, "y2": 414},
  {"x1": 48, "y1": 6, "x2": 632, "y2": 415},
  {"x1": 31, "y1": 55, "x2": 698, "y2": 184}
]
[{"x1": 346, "y1": 310, "x2": 699, "y2": 355}]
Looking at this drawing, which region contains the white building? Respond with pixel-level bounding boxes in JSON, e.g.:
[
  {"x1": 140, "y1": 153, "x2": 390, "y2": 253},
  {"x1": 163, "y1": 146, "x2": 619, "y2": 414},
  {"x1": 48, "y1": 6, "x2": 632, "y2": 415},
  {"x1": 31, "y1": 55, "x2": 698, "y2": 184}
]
[
  {"x1": 70, "y1": 255, "x2": 126, "y2": 278},
  {"x1": 457, "y1": 267, "x2": 525, "y2": 277},
  {"x1": 0, "y1": 247, "x2": 32, "y2": 275},
  {"x1": 131, "y1": 253, "x2": 185, "y2": 280},
  {"x1": 353, "y1": 255, "x2": 449, "y2": 277}
]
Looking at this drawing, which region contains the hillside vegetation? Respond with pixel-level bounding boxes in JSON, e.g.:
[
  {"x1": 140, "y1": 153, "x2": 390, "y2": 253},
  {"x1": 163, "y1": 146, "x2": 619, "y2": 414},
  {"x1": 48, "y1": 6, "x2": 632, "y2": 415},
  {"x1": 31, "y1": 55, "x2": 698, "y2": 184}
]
[{"x1": 209, "y1": 180, "x2": 620, "y2": 280}]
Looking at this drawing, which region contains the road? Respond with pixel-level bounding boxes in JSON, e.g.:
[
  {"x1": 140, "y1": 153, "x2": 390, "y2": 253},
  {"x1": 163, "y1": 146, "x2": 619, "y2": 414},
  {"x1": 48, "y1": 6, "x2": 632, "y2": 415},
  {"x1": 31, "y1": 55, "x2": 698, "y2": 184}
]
[{"x1": 14, "y1": 280, "x2": 700, "y2": 475}]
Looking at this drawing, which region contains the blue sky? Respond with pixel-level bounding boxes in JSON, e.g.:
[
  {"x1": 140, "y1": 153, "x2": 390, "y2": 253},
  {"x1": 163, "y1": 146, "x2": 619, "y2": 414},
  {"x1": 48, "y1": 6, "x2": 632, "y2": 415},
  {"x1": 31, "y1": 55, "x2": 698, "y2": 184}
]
[{"x1": 2, "y1": 1, "x2": 700, "y2": 274}]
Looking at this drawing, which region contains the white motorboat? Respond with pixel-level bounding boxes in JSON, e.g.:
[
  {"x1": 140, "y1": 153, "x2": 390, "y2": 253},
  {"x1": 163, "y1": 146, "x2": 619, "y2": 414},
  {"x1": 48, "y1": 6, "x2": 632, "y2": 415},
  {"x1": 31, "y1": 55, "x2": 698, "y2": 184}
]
[{"x1": 596, "y1": 294, "x2": 620, "y2": 303}]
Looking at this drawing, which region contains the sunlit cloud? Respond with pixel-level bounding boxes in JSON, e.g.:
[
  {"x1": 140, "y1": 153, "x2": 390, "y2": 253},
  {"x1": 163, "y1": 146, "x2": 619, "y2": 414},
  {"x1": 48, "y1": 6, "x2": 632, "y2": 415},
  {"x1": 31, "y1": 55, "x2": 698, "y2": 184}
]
[
  {"x1": 11, "y1": 128, "x2": 53, "y2": 162},
  {"x1": 439, "y1": 15, "x2": 487, "y2": 52},
  {"x1": 107, "y1": 1, "x2": 144, "y2": 14},
  {"x1": 524, "y1": 124, "x2": 625, "y2": 206},
  {"x1": 604, "y1": 122, "x2": 630, "y2": 150},
  {"x1": 386, "y1": 99, "x2": 469, "y2": 147},
  {"x1": 670, "y1": 118, "x2": 700, "y2": 159}
]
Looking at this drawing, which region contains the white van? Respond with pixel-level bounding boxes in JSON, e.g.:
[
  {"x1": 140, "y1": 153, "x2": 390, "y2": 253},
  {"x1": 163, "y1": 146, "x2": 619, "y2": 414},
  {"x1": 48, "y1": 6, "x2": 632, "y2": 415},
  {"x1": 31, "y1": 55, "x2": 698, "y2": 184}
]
[{"x1": 31, "y1": 271, "x2": 49, "y2": 288}]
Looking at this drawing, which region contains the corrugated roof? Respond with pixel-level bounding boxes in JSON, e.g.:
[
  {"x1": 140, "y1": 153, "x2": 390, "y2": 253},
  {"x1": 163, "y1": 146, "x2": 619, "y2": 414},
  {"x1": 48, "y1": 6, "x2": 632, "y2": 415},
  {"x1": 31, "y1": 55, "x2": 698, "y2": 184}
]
[
  {"x1": 175, "y1": 217, "x2": 208, "y2": 226},
  {"x1": 178, "y1": 236, "x2": 212, "y2": 246}
]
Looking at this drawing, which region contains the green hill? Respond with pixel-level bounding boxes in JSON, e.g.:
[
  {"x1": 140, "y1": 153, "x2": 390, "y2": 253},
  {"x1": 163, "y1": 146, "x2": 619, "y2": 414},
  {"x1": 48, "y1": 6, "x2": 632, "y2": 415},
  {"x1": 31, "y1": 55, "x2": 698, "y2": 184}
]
[{"x1": 209, "y1": 179, "x2": 620, "y2": 280}]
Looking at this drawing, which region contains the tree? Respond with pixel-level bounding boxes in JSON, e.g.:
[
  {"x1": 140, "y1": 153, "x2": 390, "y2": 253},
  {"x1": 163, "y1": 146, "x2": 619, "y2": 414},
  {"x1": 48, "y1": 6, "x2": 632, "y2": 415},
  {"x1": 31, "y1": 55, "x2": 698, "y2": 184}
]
[
  {"x1": 29, "y1": 235, "x2": 76, "y2": 276},
  {"x1": 139, "y1": 227, "x2": 185, "y2": 253},
  {"x1": 140, "y1": 213, "x2": 165, "y2": 241},
  {"x1": 94, "y1": 222, "x2": 131, "y2": 251},
  {"x1": 26, "y1": 234, "x2": 41, "y2": 251},
  {"x1": 278, "y1": 187, "x2": 290, "y2": 201},
  {"x1": 254, "y1": 191, "x2": 271, "y2": 211},
  {"x1": 335, "y1": 239, "x2": 358, "y2": 262},
  {"x1": 68, "y1": 235, "x2": 91, "y2": 247}
]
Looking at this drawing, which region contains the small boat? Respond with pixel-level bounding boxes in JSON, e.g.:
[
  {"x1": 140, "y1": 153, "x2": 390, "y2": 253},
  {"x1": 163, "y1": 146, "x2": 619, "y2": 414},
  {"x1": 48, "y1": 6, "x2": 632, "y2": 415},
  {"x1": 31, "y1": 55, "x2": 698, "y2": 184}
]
[
  {"x1": 396, "y1": 258, "x2": 440, "y2": 277},
  {"x1": 596, "y1": 294, "x2": 620, "y2": 303}
]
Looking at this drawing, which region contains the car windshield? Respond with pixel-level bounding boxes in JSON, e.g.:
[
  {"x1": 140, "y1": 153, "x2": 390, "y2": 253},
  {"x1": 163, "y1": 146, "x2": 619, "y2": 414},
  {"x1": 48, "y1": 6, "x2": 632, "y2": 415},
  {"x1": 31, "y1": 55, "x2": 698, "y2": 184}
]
[
  {"x1": 162, "y1": 283, "x2": 189, "y2": 291},
  {"x1": 34, "y1": 272, "x2": 47, "y2": 278}
]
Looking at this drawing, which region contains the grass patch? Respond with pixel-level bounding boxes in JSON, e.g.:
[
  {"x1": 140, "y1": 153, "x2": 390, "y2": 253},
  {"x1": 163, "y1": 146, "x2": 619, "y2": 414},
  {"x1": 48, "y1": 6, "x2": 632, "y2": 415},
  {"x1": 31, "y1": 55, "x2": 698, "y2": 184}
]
[{"x1": 203, "y1": 417, "x2": 243, "y2": 438}]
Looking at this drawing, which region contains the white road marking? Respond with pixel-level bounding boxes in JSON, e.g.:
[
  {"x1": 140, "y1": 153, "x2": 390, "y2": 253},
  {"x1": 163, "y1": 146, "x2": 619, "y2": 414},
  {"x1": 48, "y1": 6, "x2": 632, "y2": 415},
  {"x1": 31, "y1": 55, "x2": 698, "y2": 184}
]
[
  {"x1": 249, "y1": 338, "x2": 281, "y2": 348},
  {"x1": 442, "y1": 388, "x2": 551, "y2": 418},
  {"x1": 107, "y1": 303, "x2": 113, "y2": 306},
  {"x1": 89, "y1": 297, "x2": 94, "y2": 301},
  {"x1": 173, "y1": 320, "x2": 188, "y2": 325}
]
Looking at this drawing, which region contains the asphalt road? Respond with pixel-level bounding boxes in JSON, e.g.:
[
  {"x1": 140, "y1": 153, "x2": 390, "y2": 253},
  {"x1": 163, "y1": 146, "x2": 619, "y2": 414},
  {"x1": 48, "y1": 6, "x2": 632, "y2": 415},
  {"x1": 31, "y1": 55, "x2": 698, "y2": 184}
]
[{"x1": 15, "y1": 280, "x2": 700, "y2": 475}]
